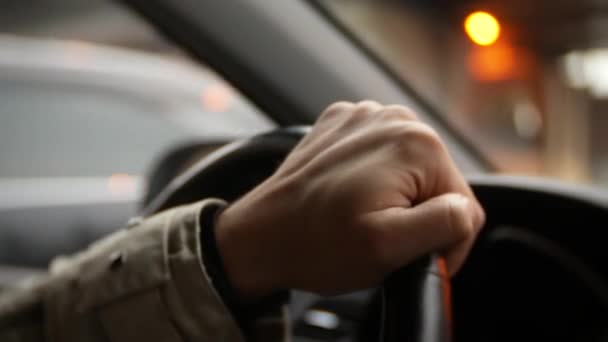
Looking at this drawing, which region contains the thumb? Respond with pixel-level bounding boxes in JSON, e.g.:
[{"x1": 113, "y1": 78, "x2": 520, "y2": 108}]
[{"x1": 363, "y1": 193, "x2": 476, "y2": 274}]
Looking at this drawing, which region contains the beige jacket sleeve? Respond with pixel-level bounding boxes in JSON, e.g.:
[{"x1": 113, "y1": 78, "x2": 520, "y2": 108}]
[{"x1": 0, "y1": 199, "x2": 289, "y2": 342}]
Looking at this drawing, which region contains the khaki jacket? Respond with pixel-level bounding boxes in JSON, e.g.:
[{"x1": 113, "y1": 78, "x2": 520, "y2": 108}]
[{"x1": 0, "y1": 199, "x2": 288, "y2": 342}]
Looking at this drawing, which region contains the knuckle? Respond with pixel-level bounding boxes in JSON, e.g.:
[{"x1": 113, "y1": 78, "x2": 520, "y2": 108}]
[
  {"x1": 351, "y1": 100, "x2": 380, "y2": 121},
  {"x1": 356, "y1": 100, "x2": 381, "y2": 110},
  {"x1": 321, "y1": 101, "x2": 353, "y2": 119},
  {"x1": 382, "y1": 105, "x2": 419, "y2": 121},
  {"x1": 393, "y1": 122, "x2": 443, "y2": 152}
]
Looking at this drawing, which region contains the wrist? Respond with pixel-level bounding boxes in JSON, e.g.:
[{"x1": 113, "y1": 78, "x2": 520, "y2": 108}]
[
  {"x1": 199, "y1": 200, "x2": 289, "y2": 336},
  {"x1": 215, "y1": 204, "x2": 281, "y2": 302}
]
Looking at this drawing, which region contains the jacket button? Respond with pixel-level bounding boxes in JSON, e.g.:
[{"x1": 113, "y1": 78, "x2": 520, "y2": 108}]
[{"x1": 109, "y1": 251, "x2": 127, "y2": 270}]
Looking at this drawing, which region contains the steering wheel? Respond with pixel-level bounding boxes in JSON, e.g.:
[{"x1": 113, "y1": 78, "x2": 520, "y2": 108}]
[{"x1": 142, "y1": 127, "x2": 608, "y2": 342}]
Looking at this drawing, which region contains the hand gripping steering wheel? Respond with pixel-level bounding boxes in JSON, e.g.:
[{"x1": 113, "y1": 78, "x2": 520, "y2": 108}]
[
  {"x1": 142, "y1": 127, "x2": 608, "y2": 341},
  {"x1": 142, "y1": 127, "x2": 451, "y2": 342}
]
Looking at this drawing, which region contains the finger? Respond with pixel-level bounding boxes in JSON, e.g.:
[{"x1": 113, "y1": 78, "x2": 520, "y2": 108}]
[
  {"x1": 310, "y1": 100, "x2": 380, "y2": 145},
  {"x1": 355, "y1": 100, "x2": 383, "y2": 115},
  {"x1": 432, "y1": 150, "x2": 486, "y2": 231},
  {"x1": 381, "y1": 105, "x2": 418, "y2": 121},
  {"x1": 278, "y1": 102, "x2": 356, "y2": 175},
  {"x1": 434, "y1": 159, "x2": 484, "y2": 275},
  {"x1": 391, "y1": 121, "x2": 484, "y2": 231},
  {"x1": 362, "y1": 193, "x2": 476, "y2": 274},
  {"x1": 418, "y1": 157, "x2": 485, "y2": 274},
  {"x1": 299, "y1": 101, "x2": 356, "y2": 146},
  {"x1": 337, "y1": 100, "x2": 383, "y2": 131},
  {"x1": 282, "y1": 101, "x2": 382, "y2": 174}
]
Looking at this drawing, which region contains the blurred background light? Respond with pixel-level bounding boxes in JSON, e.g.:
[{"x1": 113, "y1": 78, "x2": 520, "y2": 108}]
[
  {"x1": 464, "y1": 11, "x2": 501, "y2": 46},
  {"x1": 303, "y1": 309, "x2": 340, "y2": 330},
  {"x1": 107, "y1": 173, "x2": 137, "y2": 196},
  {"x1": 563, "y1": 49, "x2": 608, "y2": 99},
  {"x1": 467, "y1": 44, "x2": 514, "y2": 81},
  {"x1": 513, "y1": 99, "x2": 543, "y2": 140}
]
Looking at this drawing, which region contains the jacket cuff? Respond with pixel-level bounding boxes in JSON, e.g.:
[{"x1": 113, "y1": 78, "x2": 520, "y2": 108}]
[{"x1": 198, "y1": 201, "x2": 290, "y2": 340}]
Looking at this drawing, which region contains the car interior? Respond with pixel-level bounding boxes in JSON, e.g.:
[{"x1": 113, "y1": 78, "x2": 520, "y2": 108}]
[{"x1": 1, "y1": 1, "x2": 608, "y2": 341}]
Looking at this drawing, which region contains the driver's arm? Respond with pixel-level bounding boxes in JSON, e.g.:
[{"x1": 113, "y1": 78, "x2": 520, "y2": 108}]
[
  {"x1": 0, "y1": 102, "x2": 484, "y2": 342},
  {"x1": 0, "y1": 199, "x2": 281, "y2": 342}
]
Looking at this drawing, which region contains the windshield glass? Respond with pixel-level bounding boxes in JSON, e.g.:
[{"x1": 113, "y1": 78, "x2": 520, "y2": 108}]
[
  {"x1": 315, "y1": 0, "x2": 608, "y2": 189},
  {"x1": 0, "y1": 0, "x2": 272, "y2": 180}
]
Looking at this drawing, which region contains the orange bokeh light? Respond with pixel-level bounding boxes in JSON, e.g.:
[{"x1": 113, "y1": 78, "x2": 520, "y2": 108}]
[
  {"x1": 464, "y1": 11, "x2": 501, "y2": 46},
  {"x1": 201, "y1": 83, "x2": 233, "y2": 113},
  {"x1": 468, "y1": 44, "x2": 515, "y2": 81},
  {"x1": 467, "y1": 43, "x2": 533, "y2": 82}
]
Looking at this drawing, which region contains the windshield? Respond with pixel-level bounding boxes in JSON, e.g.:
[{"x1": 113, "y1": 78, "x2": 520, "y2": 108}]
[
  {"x1": 315, "y1": 0, "x2": 608, "y2": 189},
  {"x1": 0, "y1": 0, "x2": 272, "y2": 180}
]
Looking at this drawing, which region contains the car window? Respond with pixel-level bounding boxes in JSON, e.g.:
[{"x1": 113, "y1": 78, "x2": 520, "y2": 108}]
[
  {"x1": 0, "y1": 0, "x2": 273, "y2": 182},
  {"x1": 315, "y1": 0, "x2": 608, "y2": 189},
  {"x1": 0, "y1": 0, "x2": 275, "y2": 238},
  {"x1": 0, "y1": 1, "x2": 275, "y2": 266}
]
